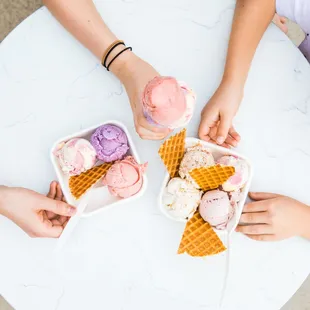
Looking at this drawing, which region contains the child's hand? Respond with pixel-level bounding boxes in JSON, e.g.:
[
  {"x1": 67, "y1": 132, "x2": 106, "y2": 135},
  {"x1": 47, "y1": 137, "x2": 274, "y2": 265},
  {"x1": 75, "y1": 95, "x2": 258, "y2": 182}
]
[
  {"x1": 198, "y1": 82, "x2": 241, "y2": 148},
  {"x1": 0, "y1": 182, "x2": 76, "y2": 238},
  {"x1": 236, "y1": 192, "x2": 310, "y2": 241},
  {"x1": 272, "y1": 14, "x2": 288, "y2": 34}
]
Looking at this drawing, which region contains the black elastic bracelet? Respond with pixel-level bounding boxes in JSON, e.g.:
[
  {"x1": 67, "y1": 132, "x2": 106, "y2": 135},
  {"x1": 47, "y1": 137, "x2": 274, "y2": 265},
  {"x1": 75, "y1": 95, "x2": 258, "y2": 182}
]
[
  {"x1": 103, "y1": 42, "x2": 125, "y2": 68},
  {"x1": 107, "y1": 47, "x2": 133, "y2": 71}
]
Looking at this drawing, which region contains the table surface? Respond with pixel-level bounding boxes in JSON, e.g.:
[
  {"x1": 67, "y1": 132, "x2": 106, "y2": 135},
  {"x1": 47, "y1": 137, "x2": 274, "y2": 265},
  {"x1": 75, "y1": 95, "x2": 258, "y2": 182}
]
[{"x1": 1, "y1": 1, "x2": 310, "y2": 309}]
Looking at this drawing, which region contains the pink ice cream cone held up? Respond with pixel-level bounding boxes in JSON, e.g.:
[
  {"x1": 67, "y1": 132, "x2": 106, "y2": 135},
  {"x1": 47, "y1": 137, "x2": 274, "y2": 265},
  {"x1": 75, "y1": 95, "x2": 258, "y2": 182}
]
[
  {"x1": 142, "y1": 76, "x2": 196, "y2": 129},
  {"x1": 102, "y1": 156, "x2": 147, "y2": 198},
  {"x1": 91, "y1": 124, "x2": 129, "y2": 162}
]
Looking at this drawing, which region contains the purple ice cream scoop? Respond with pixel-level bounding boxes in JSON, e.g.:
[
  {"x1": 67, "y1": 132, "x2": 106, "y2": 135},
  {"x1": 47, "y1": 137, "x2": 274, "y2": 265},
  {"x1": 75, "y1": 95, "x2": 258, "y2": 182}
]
[{"x1": 91, "y1": 124, "x2": 129, "y2": 162}]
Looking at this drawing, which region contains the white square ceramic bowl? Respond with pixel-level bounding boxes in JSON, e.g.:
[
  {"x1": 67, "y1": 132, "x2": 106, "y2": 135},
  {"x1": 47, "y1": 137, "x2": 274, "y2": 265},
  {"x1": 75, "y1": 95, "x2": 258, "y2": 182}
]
[
  {"x1": 159, "y1": 137, "x2": 253, "y2": 235},
  {"x1": 50, "y1": 120, "x2": 148, "y2": 217}
]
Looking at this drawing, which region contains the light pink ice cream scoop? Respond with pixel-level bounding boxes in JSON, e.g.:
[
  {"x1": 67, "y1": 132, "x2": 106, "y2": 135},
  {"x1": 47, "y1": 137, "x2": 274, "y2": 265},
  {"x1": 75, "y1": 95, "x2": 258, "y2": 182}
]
[
  {"x1": 217, "y1": 155, "x2": 249, "y2": 192},
  {"x1": 199, "y1": 190, "x2": 233, "y2": 230},
  {"x1": 102, "y1": 156, "x2": 147, "y2": 198},
  {"x1": 142, "y1": 76, "x2": 195, "y2": 129},
  {"x1": 54, "y1": 138, "x2": 97, "y2": 176}
]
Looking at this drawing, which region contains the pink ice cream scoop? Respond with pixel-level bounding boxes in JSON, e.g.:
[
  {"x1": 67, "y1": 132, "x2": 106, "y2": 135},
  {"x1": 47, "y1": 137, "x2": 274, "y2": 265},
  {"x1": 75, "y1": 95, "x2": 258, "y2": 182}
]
[
  {"x1": 142, "y1": 76, "x2": 195, "y2": 129},
  {"x1": 217, "y1": 155, "x2": 249, "y2": 192},
  {"x1": 91, "y1": 124, "x2": 129, "y2": 162},
  {"x1": 102, "y1": 156, "x2": 147, "y2": 198},
  {"x1": 54, "y1": 138, "x2": 97, "y2": 176},
  {"x1": 199, "y1": 190, "x2": 233, "y2": 230}
]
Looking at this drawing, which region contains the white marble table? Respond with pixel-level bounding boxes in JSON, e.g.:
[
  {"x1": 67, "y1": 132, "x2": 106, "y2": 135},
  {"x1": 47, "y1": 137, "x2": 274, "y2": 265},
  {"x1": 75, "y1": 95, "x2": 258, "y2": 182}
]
[{"x1": 1, "y1": 1, "x2": 310, "y2": 309}]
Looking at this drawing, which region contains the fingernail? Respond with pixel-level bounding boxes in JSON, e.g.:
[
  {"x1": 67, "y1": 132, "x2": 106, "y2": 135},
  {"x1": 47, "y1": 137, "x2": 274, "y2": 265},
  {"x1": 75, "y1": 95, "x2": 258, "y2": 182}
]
[
  {"x1": 217, "y1": 136, "x2": 225, "y2": 144},
  {"x1": 68, "y1": 206, "x2": 76, "y2": 216}
]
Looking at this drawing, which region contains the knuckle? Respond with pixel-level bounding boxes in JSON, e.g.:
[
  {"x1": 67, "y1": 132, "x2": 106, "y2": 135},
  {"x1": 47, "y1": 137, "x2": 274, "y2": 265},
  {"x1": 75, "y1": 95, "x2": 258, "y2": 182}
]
[{"x1": 246, "y1": 213, "x2": 254, "y2": 223}]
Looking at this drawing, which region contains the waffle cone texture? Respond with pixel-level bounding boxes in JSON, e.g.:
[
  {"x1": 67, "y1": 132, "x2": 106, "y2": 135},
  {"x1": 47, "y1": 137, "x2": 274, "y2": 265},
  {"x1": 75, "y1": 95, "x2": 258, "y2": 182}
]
[
  {"x1": 178, "y1": 212, "x2": 226, "y2": 257},
  {"x1": 69, "y1": 163, "x2": 112, "y2": 199},
  {"x1": 189, "y1": 165, "x2": 235, "y2": 191},
  {"x1": 158, "y1": 129, "x2": 186, "y2": 178}
]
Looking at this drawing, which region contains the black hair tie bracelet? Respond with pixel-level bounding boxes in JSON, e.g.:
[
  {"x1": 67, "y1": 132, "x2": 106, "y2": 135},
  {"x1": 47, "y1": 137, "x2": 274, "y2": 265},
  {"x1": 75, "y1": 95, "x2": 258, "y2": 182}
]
[
  {"x1": 106, "y1": 47, "x2": 133, "y2": 71},
  {"x1": 102, "y1": 41, "x2": 125, "y2": 68}
]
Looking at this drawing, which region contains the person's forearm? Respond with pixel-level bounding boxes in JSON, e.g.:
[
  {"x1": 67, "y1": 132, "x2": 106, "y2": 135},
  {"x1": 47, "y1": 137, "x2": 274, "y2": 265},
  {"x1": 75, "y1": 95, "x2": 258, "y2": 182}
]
[
  {"x1": 300, "y1": 205, "x2": 310, "y2": 240},
  {"x1": 43, "y1": 0, "x2": 132, "y2": 77},
  {"x1": 0, "y1": 186, "x2": 7, "y2": 216},
  {"x1": 222, "y1": 0, "x2": 276, "y2": 88}
]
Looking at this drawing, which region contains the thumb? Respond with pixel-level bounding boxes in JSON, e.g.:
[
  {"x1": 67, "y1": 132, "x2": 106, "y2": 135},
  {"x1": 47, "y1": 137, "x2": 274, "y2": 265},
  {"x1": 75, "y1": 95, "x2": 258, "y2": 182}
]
[
  {"x1": 249, "y1": 192, "x2": 282, "y2": 201},
  {"x1": 216, "y1": 114, "x2": 231, "y2": 145},
  {"x1": 43, "y1": 199, "x2": 76, "y2": 217}
]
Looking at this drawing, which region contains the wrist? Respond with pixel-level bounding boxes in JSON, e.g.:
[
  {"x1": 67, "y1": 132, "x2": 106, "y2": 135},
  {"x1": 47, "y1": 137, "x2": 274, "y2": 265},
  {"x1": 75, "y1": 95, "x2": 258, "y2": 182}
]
[
  {"x1": 221, "y1": 74, "x2": 245, "y2": 92},
  {"x1": 107, "y1": 46, "x2": 136, "y2": 82},
  {"x1": 299, "y1": 205, "x2": 310, "y2": 239}
]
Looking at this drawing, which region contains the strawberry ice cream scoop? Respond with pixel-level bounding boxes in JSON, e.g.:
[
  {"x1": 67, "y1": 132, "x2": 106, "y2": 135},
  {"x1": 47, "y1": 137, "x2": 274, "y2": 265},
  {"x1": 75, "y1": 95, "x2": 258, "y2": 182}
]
[
  {"x1": 199, "y1": 190, "x2": 233, "y2": 230},
  {"x1": 142, "y1": 76, "x2": 195, "y2": 129},
  {"x1": 54, "y1": 138, "x2": 96, "y2": 176},
  {"x1": 91, "y1": 124, "x2": 129, "y2": 162},
  {"x1": 102, "y1": 156, "x2": 147, "y2": 198},
  {"x1": 217, "y1": 156, "x2": 249, "y2": 192}
]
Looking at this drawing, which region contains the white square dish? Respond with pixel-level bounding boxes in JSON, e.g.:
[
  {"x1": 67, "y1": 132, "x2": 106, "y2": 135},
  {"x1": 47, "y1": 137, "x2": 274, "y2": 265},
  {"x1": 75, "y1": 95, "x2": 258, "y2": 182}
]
[
  {"x1": 158, "y1": 137, "x2": 253, "y2": 235},
  {"x1": 50, "y1": 120, "x2": 148, "y2": 217}
]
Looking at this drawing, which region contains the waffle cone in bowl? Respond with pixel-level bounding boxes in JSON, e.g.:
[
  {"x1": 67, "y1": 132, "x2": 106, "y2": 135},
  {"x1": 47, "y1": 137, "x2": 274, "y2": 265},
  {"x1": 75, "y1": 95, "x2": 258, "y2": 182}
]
[
  {"x1": 158, "y1": 129, "x2": 186, "y2": 178},
  {"x1": 69, "y1": 163, "x2": 112, "y2": 199},
  {"x1": 178, "y1": 212, "x2": 226, "y2": 257},
  {"x1": 189, "y1": 165, "x2": 235, "y2": 191}
]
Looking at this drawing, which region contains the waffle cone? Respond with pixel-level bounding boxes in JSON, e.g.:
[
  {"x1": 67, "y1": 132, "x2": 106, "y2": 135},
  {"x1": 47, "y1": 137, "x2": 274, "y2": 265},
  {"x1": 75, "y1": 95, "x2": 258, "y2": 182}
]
[
  {"x1": 69, "y1": 163, "x2": 112, "y2": 199},
  {"x1": 178, "y1": 212, "x2": 226, "y2": 257},
  {"x1": 158, "y1": 129, "x2": 186, "y2": 178},
  {"x1": 189, "y1": 165, "x2": 235, "y2": 191}
]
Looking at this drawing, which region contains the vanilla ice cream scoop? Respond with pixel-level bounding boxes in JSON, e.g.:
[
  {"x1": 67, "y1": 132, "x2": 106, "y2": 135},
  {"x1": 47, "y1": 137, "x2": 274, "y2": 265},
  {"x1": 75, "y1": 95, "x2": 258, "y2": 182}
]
[
  {"x1": 142, "y1": 76, "x2": 195, "y2": 129},
  {"x1": 199, "y1": 190, "x2": 233, "y2": 230},
  {"x1": 162, "y1": 177, "x2": 202, "y2": 221},
  {"x1": 55, "y1": 138, "x2": 97, "y2": 176},
  {"x1": 217, "y1": 156, "x2": 249, "y2": 192},
  {"x1": 179, "y1": 144, "x2": 215, "y2": 187}
]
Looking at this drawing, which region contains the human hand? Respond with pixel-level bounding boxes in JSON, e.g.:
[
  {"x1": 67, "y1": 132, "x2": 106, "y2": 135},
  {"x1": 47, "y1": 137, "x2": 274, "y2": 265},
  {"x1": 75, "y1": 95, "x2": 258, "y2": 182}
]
[
  {"x1": 110, "y1": 52, "x2": 171, "y2": 140},
  {"x1": 198, "y1": 81, "x2": 241, "y2": 148},
  {"x1": 0, "y1": 181, "x2": 76, "y2": 238},
  {"x1": 236, "y1": 192, "x2": 310, "y2": 241},
  {"x1": 272, "y1": 14, "x2": 288, "y2": 34}
]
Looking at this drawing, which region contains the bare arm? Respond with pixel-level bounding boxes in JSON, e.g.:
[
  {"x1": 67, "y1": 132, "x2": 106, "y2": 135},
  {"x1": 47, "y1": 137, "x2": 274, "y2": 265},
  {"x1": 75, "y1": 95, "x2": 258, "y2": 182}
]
[
  {"x1": 43, "y1": 0, "x2": 131, "y2": 77},
  {"x1": 198, "y1": 0, "x2": 276, "y2": 145},
  {"x1": 43, "y1": 0, "x2": 170, "y2": 140},
  {"x1": 223, "y1": 0, "x2": 276, "y2": 87}
]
